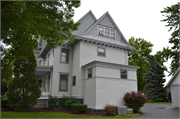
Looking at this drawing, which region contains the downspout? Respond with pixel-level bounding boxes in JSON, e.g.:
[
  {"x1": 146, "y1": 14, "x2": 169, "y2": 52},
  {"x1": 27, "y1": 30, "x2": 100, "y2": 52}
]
[{"x1": 82, "y1": 67, "x2": 85, "y2": 104}]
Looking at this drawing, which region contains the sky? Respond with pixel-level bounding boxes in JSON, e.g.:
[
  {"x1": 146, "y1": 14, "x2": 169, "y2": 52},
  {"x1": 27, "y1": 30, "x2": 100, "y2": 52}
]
[{"x1": 72, "y1": 0, "x2": 179, "y2": 85}]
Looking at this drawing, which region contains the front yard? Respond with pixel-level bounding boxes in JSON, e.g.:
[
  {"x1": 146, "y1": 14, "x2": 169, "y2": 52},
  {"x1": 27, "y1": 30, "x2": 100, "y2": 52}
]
[
  {"x1": 1, "y1": 112, "x2": 140, "y2": 118},
  {"x1": 146, "y1": 102, "x2": 172, "y2": 104}
]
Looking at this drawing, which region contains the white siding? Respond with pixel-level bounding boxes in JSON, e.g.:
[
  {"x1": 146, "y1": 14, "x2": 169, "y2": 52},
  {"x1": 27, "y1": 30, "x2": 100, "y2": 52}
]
[
  {"x1": 84, "y1": 78, "x2": 96, "y2": 109},
  {"x1": 170, "y1": 86, "x2": 180, "y2": 107},
  {"x1": 51, "y1": 46, "x2": 72, "y2": 97},
  {"x1": 171, "y1": 71, "x2": 180, "y2": 85}
]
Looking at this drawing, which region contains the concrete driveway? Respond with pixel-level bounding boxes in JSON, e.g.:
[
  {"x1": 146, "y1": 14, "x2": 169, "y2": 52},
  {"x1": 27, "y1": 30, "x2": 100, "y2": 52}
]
[{"x1": 132, "y1": 104, "x2": 179, "y2": 119}]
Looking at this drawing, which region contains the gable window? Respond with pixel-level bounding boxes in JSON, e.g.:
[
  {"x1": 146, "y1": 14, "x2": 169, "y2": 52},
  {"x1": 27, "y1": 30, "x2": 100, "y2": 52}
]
[
  {"x1": 59, "y1": 74, "x2": 68, "y2": 91},
  {"x1": 111, "y1": 29, "x2": 115, "y2": 38},
  {"x1": 105, "y1": 28, "x2": 109, "y2": 37},
  {"x1": 72, "y1": 76, "x2": 76, "y2": 86},
  {"x1": 121, "y1": 69, "x2": 127, "y2": 79},
  {"x1": 99, "y1": 26, "x2": 104, "y2": 35},
  {"x1": 98, "y1": 47, "x2": 105, "y2": 57},
  {"x1": 88, "y1": 68, "x2": 92, "y2": 78},
  {"x1": 98, "y1": 24, "x2": 116, "y2": 39},
  {"x1": 61, "y1": 49, "x2": 69, "y2": 63}
]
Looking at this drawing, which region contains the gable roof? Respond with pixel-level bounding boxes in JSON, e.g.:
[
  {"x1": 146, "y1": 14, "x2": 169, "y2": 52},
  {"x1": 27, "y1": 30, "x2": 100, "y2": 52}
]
[
  {"x1": 166, "y1": 68, "x2": 180, "y2": 87},
  {"x1": 76, "y1": 10, "x2": 97, "y2": 23},
  {"x1": 78, "y1": 11, "x2": 132, "y2": 47}
]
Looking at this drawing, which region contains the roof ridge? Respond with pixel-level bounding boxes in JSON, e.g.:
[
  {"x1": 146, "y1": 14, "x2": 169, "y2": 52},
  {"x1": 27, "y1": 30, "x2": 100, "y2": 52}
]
[{"x1": 75, "y1": 10, "x2": 97, "y2": 23}]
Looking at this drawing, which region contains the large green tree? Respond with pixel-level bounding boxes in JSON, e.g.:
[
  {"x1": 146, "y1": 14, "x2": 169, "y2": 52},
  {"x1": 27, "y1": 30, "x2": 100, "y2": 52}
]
[
  {"x1": 128, "y1": 37, "x2": 153, "y2": 91},
  {"x1": 161, "y1": 3, "x2": 180, "y2": 76},
  {"x1": 1, "y1": 1, "x2": 80, "y2": 80},
  {"x1": 144, "y1": 56, "x2": 167, "y2": 102}
]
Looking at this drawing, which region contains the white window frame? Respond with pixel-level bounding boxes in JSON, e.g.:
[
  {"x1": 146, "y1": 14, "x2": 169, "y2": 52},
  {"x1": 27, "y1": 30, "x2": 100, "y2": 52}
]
[{"x1": 98, "y1": 25, "x2": 116, "y2": 39}]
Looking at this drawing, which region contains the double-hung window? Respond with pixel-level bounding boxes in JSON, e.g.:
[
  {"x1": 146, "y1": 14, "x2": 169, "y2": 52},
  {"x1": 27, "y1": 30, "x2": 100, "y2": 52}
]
[
  {"x1": 121, "y1": 69, "x2": 127, "y2": 79},
  {"x1": 99, "y1": 26, "x2": 104, "y2": 35},
  {"x1": 59, "y1": 74, "x2": 68, "y2": 91},
  {"x1": 105, "y1": 28, "x2": 109, "y2": 37},
  {"x1": 98, "y1": 47, "x2": 105, "y2": 57},
  {"x1": 72, "y1": 76, "x2": 76, "y2": 86},
  {"x1": 88, "y1": 68, "x2": 92, "y2": 78},
  {"x1": 111, "y1": 29, "x2": 115, "y2": 38},
  {"x1": 61, "y1": 49, "x2": 69, "y2": 63}
]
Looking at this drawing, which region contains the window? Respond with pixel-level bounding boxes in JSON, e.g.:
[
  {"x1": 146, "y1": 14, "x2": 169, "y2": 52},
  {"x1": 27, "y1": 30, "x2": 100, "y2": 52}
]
[
  {"x1": 98, "y1": 47, "x2": 105, "y2": 57},
  {"x1": 88, "y1": 68, "x2": 92, "y2": 78},
  {"x1": 61, "y1": 49, "x2": 69, "y2": 63},
  {"x1": 47, "y1": 53, "x2": 50, "y2": 65},
  {"x1": 72, "y1": 76, "x2": 76, "y2": 86},
  {"x1": 111, "y1": 29, "x2": 115, "y2": 38},
  {"x1": 121, "y1": 69, "x2": 127, "y2": 79},
  {"x1": 98, "y1": 24, "x2": 116, "y2": 38},
  {"x1": 105, "y1": 28, "x2": 109, "y2": 37},
  {"x1": 99, "y1": 26, "x2": 104, "y2": 35},
  {"x1": 59, "y1": 74, "x2": 68, "y2": 91},
  {"x1": 39, "y1": 60, "x2": 41, "y2": 65}
]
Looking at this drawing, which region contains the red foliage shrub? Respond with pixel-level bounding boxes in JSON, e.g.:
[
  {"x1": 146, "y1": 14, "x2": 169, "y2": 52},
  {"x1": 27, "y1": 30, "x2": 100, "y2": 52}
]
[
  {"x1": 124, "y1": 91, "x2": 147, "y2": 112},
  {"x1": 104, "y1": 104, "x2": 116, "y2": 116}
]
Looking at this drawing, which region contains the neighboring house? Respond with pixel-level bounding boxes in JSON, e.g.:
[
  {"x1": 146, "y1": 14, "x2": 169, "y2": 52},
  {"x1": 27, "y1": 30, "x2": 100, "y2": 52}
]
[
  {"x1": 34, "y1": 10, "x2": 140, "y2": 110},
  {"x1": 166, "y1": 68, "x2": 180, "y2": 107}
]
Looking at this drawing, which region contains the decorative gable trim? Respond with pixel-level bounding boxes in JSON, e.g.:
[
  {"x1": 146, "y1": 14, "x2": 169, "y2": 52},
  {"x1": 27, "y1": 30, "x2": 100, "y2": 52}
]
[{"x1": 166, "y1": 68, "x2": 180, "y2": 87}]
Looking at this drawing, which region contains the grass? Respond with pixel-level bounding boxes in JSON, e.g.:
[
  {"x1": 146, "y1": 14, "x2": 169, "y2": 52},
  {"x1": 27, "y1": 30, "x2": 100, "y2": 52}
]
[
  {"x1": 175, "y1": 107, "x2": 179, "y2": 110},
  {"x1": 1, "y1": 112, "x2": 140, "y2": 118},
  {"x1": 146, "y1": 102, "x2": 172, "y2": 104}
]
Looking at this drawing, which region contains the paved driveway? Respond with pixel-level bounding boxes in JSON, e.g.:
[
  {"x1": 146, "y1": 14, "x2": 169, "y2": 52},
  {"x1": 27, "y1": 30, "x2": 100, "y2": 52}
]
[{"x1": 132, "y1": 104, "x2": 179, "y2": 119}]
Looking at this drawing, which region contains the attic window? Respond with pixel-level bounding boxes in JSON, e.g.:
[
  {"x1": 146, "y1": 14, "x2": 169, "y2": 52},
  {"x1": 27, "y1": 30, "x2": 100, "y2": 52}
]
[{"x1": 98, "y1": 25, "x2": 116, "y2": 39}]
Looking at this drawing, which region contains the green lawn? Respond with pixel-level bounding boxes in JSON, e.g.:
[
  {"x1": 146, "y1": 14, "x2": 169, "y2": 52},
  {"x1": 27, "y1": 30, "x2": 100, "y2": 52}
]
[
  {"x1": 1, "y1": 112, "x2": 140, "y2": 118},
  {"x1": 175, "y1": 107, "x2": 179, "y2": 110},
  {"x1": 146, "y1": 102, "x2": 172, "y2": 104}
]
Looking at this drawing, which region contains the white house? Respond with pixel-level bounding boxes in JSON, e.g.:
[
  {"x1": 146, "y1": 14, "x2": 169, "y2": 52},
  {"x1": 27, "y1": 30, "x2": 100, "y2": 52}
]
[
  {"x1": 34, "y1": 10, "x2": 140, "y2": 110},
  {"x1": 166, "y1": 68, "x2": 180, "y2": 107}
]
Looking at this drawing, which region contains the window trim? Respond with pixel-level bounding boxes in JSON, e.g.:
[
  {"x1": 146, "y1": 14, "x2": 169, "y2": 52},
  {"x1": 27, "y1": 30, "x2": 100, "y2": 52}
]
[
  {"x1": 59, "y1": 74, "x2": 68, "y2": 91},
  {"x1": 60, "y1": 48, "x2": 69, "y2": 63},
  {"x1": 98, "y1": 24, "x2": 116, "y2": 39},
  {"x1": 121, "y1": 69, "x2": 127, "y2": 79},
  {"x1": 111, "y1": 29, "x2": 115, "y2": 38},
  {"x1": 72, "y1": 76, "x2": 76, "y2": 86},
  {"x1": 88, "y1": 68, "x2": 92, "y2": 78},
  {"x1": 105, "y1": 28, "x2": 109, "y2": 37},
  {"x1": 97, "y1": 47, "x2": 106, "y2": 57}
]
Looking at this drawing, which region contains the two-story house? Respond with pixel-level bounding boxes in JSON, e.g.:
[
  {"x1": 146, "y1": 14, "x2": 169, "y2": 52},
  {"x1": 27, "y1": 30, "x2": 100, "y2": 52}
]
[{"x1": 35, "y1": 10, "x2": 140, "y2": 110}]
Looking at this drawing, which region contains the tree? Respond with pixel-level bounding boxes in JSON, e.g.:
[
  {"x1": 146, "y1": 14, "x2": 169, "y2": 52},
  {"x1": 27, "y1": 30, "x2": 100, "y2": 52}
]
[
  {"x1": 1, "y1": 1, "x2": 80, "y2": 80},
  {"x1": 7, "y1": 49, "x2": 41, "y2": 111},
  {"x1": 161, "y1": 3, "x2": 180, "y2": 76},
  {"x1": 128, "y1": 37, "x2": 153, "y2": 91},
  {"x1": 144, "y1": 56, "x2": 167, "y2": 102}
]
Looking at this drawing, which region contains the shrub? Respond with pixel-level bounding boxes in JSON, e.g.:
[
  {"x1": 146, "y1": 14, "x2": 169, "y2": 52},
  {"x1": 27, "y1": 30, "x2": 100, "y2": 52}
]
[
  {"x1": 48, "y1": 95, "x2": 58, "y2": 109},
  {"x1": 104, "y1": 104, "x2": 116, "y2": 116},
  {"x1": 71, "y1": 103, "x2": 87, "y2": 113},
  {"x1": 60, "y1": 95, "x2": 76, "y2": 109},
  {"x1": 124, "y1": 91, "x2": 147, "y2": 113},
  {"x1": 1, "y1": 99, "x2": 8, "y2": 109}
]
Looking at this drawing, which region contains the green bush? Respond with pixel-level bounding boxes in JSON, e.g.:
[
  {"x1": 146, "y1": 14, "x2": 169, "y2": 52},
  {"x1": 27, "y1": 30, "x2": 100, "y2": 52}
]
[
  {"x1": 48, "y1": 95, "x2": 59, "y2": 109},
  {"x1": 71, "y1": 103, "x2": 87, "y2": 113},
  {"x1": 60, "y1": 95, "x2": 76, "y2": 109},
  {"x1": 1, "y1": 99, "x2": 8, "y2": 109},
  {"x1": 124, "y1": 91, "x2": 147, "y2": 113},
  {"x1": 104, "y1": 104, "x2": 116, "y2": 116}
]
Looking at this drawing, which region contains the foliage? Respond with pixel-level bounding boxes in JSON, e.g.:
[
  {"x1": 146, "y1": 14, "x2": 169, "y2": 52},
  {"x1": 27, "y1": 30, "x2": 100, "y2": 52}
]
[
  {"x1": 60, "y1": 95, "x2": 76, "y2": 109},
  {"x1": 48, "y1": 95, "x2": 59, "y2": 109},
  {"x1": 144, "y1": 56, "x2": 167, "y2": 102},
  {"x1": 91, "y1": 110, "x2": 95, "y2": 115},
  {"x1": 1, "y1": 0, "x2": 80, "y2": 85},
  {"x1": 128, "y1": 37, "x2": 153, "y2": 91},
  {"x1": 104, "y1": 104, "x2": 116, "y2": 116},
  {"x1": 168, "y1": 91, "x2": 171, "y2": 101},
  {"x1": 1, "y1": 99, "x2": 8, "y2": 109},
  {"x1": 124, "y1": 91, "x2": 147, "y2": 113},
  {"x1": 71, "y1": 103, "x2": 87, "y2": 113},
  {"x1": 6, "y1": 51, "x2": 41, "y2": 111},
  {"x1": 1, "y1": 82, "x2": 8, "y2": 96},
  {"x1": 161, "y1": 3, "x2": 180, "y2": 76}
]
